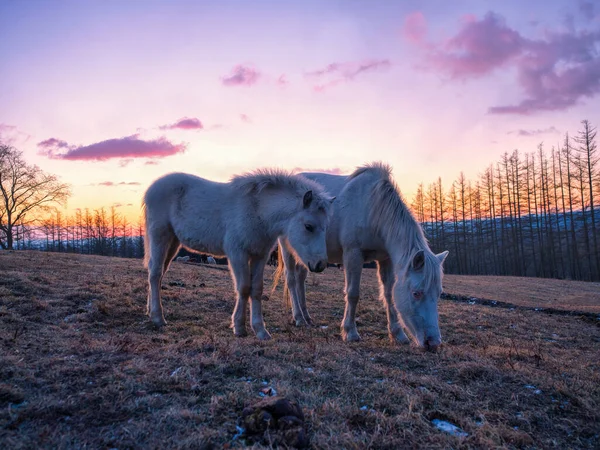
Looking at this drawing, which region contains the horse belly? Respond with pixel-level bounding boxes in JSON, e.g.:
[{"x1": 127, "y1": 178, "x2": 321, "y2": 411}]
[{"x1": 173, "y1": 220, "x2": 225, "y2": 257}]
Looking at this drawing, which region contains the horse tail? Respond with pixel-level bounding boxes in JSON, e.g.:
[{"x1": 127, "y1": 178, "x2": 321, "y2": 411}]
[
  {"x1": 142, "y1": 199, "x2": 150, "y2": 268},
  {"x1": 271, "y1": 244, "x2": 292, "y2": 309}
]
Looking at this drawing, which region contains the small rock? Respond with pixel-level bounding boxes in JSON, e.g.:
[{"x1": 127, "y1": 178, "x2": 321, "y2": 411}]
[{"x1": 432, "y1": 419, "x2": 468, "y2": 437}]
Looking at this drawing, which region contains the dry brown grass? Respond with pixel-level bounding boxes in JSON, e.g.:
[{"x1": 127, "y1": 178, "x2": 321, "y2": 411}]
[{"x1": 1, "y1": 250, "x2": 599, "y2": 449}]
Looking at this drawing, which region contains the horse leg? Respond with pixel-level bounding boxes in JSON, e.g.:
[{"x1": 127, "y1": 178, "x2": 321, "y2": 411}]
[
  {"x1": 228, "y1": 251, "x2": 251, "y2": 337},
  {"x1": 281, "y1": 243, "x2": 309, "y2": 326},
  {"x1": 295, "y1": 264, "x2": 312, "y2": 325},
  {"x1": 146, "y1": 230, "x2": 175, "y2": 327},
  {"x1": 377, "y1": 259, "x2": 409, "y2": 344},
  {"x1": 163, "y1": 239, "x2": 181, "y2": 274},
  {"x1": 249, "y1": 256, "x2": 271, "y2": 340},
  {"x1": 341, "y1": 249, "x2": 363, "y2": 342}
]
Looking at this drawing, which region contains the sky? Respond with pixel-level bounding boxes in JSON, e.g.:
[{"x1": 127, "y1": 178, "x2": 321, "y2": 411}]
[{"x1": 1, "y1": 0, "x2": 599, "y2": 222}]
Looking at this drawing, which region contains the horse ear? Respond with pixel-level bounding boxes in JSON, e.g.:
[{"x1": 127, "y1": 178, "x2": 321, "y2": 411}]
[
  {"x1": 303, "y1": 190, "x2": 313, "y2": 208},
  {"x1": 411, "y1": 250, "x2": 425, "y2": 271},
  {"x1": 436, "y1": 250, "x2": 449, "y2": 264}
]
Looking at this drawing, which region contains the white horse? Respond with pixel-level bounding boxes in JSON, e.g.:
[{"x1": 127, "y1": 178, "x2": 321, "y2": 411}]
[
  {"x1": 276, "y1": 162, "x2": 448, "y2": 350},
  {"x1": 207, "y1": 256, "x2": 217, "y2": 265},
  {"x1": 143, "y1": 169, "x2": 333, "y2": 340}
]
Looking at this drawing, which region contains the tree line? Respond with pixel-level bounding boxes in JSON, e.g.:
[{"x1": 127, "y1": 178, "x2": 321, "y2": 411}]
[
  {"x1": 3, "y1": 121, "x2": 599, "y2": 281},
  {"x1": 411, "y1": 120, "x2": 599, "y2": 281}
]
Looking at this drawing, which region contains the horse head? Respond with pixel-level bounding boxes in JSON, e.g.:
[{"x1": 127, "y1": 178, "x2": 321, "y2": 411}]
[
  {"x1": 394, "y1": 249, "x2": 449, "y2": 351},
  {"x1": 285, "y1": 190, "x2": 334, "y2": 273}
]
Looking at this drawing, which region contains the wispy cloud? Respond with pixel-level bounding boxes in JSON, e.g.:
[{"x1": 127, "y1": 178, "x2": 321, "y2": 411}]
[
  {"x1": 39, "y1": 135, "x2": 187, "y2": 161},
  {"x1": 306, "y1": 59, "x2": 391, "y2": 92},
  {"x1": 508, "y1": 126, "x2": 560, "y2": 137},
  {"x1": 98, "y1": 181, "x2": 141, "y2": 187},
  {"x1": 159, "y1": 117, "x2": 203, "y2": 130},
  {"x1": 221, "y1": 65, "x2": 260, "y2": 86},
  {"x1": 240, "y1": 113, "x2": 252, "y2": 123},
  {"x1": 403, "y1": 10, "x2": 600, "y2": 114},
  {"x1": 1, "y1": 124, "x2": 31, "y2": 146},
  {"x1": 294, "y1": 167, "x2": 346, "y2": 175},
  {"x1": 277, "y1": 74, "x2": 289, "y2": 86}
]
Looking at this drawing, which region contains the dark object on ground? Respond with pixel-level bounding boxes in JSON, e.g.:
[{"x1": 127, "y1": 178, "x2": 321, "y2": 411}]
[{"x1": 242, "y1": 396, "x2": 308, "y2": 448}]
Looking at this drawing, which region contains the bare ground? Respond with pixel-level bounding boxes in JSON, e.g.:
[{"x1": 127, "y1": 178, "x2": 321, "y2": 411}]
[{"x1": 0, "y1": 250, "x2": 599, "y2": 449}]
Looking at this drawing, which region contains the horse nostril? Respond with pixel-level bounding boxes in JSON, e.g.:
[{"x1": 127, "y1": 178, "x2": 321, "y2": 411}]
[
  {"x1": 307, "y1": 262, "x2": 313, "y2": 272},
  {"x1": 315, "y1": 261, "x2": 324, "y2": 272}
]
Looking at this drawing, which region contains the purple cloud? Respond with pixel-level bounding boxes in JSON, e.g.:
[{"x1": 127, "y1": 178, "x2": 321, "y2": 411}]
[
  {"x1": 39, "y1": 135, "x2": 187, "y2": 161},
  {"x1": 221, "y1": 65, "x2": 260, "y2": 86},
  {"x1": 159, "y1": 117, "x2": 203, "y2": 130},
  {"x1": 508, "y1": 126, "x2": 560, "y2": 136},
  {"x1": 306, "y1": 59, "x2": 391, "y2": 92},
  {"x1": 403, "y1": 10, "x2": 600, "y2": 114},
  {"x1": 38, "y1": 137, "x2": 70, "y2": 148}
]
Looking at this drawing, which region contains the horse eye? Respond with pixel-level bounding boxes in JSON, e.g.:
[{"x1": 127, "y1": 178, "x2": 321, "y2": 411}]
[
  {"x1": 412, "y1": 291, "x2": 423, "y2": 300},
  {"x1": 305, "y1": 224, "x2": 314, "y2": 232}
]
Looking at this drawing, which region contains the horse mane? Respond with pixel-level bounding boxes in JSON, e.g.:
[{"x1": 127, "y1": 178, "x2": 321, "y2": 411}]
[
  {"x1": 230, "y1": 168, "x2": 331, "y2": 209},
  {"x1": 350, "y1": 162, "x2": 442, "y2": 287}
]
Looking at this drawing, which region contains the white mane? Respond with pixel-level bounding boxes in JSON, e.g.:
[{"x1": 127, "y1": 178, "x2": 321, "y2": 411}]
[{"x1": 230, "y1": 168, "x2": 331, "y2": 210}]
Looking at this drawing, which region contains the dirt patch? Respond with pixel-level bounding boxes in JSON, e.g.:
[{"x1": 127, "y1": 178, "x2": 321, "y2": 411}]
[{"x1": 0, "y1": 250, "x2": 599, "y2": 448}]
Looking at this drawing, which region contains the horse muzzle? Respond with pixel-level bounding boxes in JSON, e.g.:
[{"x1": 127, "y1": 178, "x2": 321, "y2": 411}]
[
  {"x1": 308, "y1": 260, "x2": 326, "y2": 273},
  {"x1": 424, "y1": 336, "x2": 441, "y2": 353}
]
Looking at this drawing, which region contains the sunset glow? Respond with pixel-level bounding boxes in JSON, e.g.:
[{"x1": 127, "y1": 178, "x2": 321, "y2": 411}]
[{"x1": 1, "y1": 0, "x2": 599, "y2": 222}]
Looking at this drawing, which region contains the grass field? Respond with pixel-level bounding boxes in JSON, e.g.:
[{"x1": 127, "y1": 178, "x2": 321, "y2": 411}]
[{"x1": 1, "y1": 250, "x2": 599, "y2": 448}]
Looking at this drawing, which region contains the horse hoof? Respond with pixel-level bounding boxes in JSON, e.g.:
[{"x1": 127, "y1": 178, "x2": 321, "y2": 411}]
[
  {"x1": 234, "y1": 329, "x2": 248, "y2": 337},
  {"x1": 256, "y1": 330, "x2": 272, "y2": 341},
  {"x1": 151, "y1": 317, "x2": 167, "y2": 327},
  {"x1": 390, "y1": 331, "x2": 410, "y2": 344},
  {"x1": 342, "y1": 329, "x2": 361, "y2": 342},
  {"x1": 294, "y1": 319, "x2": 310, "y2": 328}
]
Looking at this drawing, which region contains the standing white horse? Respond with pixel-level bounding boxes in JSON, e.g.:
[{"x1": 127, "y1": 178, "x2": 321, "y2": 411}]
[
  {"x1": 143, "y1": 170, "x2": 333, "y2": 340},
  {"x1": 276, "y1": 162, "x2": 448, "y2": 350}
]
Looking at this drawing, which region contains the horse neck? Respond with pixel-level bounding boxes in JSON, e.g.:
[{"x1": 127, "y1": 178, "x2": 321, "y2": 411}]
[
  {"x1": 383, "y1": 219, "x2": 428, "y2": 269},
  {"x1": 256, "y1": 190, "x2": 299, "y2": 235}
]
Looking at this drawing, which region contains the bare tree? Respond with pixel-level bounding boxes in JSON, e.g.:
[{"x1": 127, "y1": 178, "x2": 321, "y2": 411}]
[
  {"x1": 575, "y1": 120, "x2": 599, "y2": 277},
  {"x1": 0, "y1": 145, "x2": 70, "y2": 249}
]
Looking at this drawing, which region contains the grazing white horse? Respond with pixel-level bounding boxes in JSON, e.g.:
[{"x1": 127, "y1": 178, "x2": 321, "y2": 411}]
[
  {"x1": 276, "y1": 162, "x2": 448, "y2": 350},
  {"x1": 143, "y1": 170, "x2": 333, "y2": 340},
  {"x1": 207, "y1": 256, "x2": 217, "y2": 265}
]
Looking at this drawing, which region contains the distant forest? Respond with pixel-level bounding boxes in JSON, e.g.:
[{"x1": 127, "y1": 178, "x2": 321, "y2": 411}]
[
  {"x1": 412, "y1": 120, "x2": 599, "y2": 281},
  {"x1": 10, "y1": 120, "x2": 598, "y2": 281}
]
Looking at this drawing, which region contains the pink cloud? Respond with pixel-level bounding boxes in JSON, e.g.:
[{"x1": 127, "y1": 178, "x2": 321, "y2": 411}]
[
  {"x1": 39, "y1": 135, "x2": 187, "y2": 161},
  {"x1": 403, "y1": 11, "x2": 427, "y2": 44},
  {"x1": 159, "y1": 117, "x2": 203, "y2": 130},
  {"x1": 221, "y1": 65, "x2": 260, "y2": 86},
  {"x1": 306, "y1": 59, "x2": 391, "y2": 91},
  {"x1": 403, "y1": 11, "x2": 600, "y2": 114},
  {"x1": 277, "y1": 74, "x2": 289, "y2": 86},
  {"x1": 240, "y1": 113, "x2": 252, "y2": 123}
]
